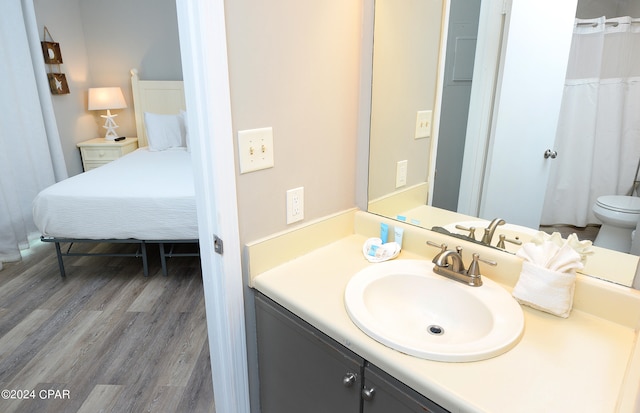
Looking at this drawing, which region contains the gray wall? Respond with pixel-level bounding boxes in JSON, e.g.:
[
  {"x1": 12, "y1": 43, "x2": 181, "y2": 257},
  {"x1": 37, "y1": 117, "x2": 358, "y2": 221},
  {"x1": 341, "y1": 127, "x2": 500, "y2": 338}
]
[
  {"x1": 368, "y1": 0, "x2": 443, "y2": 201},
  {"x1": 576, "y1": 0, "x2": 640, "y2": 17},
  {"x1": 226, "y1": 0, "x2": 362, "y2": 244},
  {"x1": 33, "y1": 0, "x2": 182, "y2": 176}
]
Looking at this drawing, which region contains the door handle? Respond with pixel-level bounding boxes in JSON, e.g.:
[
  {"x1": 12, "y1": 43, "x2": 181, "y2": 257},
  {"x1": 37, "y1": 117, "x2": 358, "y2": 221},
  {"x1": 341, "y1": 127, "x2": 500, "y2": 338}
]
[{"x1": 544, "y1": 149, "x2": 558, "y2": 159}]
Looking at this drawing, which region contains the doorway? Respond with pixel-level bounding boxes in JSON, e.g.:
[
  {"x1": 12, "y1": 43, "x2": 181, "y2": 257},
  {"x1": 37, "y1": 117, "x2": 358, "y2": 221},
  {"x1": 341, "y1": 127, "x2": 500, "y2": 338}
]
[{"x1": 431, "y1": 0, "x2": 481, "y2": 211}]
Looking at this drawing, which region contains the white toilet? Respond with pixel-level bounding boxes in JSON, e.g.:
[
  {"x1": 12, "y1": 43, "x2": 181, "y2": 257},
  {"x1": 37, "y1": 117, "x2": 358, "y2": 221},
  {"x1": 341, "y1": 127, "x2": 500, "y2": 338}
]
[{"x1": 592, "y1": 195, "x2": 640, "y2": 253}]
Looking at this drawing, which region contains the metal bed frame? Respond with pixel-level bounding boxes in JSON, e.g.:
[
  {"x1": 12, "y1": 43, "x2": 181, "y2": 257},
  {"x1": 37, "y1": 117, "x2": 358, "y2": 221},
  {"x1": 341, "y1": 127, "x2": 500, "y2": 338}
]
[
  {"x1": 157, "y1": 239, "x2": 200, "y2": 276},
  {"x1": 42, "y1": 236, "x2": 199, "y2": 278}
]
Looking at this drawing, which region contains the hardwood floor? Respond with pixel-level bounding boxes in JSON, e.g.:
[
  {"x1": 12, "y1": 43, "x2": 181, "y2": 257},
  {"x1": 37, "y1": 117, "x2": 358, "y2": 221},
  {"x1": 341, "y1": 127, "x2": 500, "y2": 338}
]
[{"x1": 0, "y1": 241, "x2": 214, "y2": 413}]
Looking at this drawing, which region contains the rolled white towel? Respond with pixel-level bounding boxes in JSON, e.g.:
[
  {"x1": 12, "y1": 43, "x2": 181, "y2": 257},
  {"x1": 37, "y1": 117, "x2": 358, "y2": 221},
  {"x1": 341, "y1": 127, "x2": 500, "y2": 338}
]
[{"x1": 512, "y1": 261, "x2": 577, "y2": 318}]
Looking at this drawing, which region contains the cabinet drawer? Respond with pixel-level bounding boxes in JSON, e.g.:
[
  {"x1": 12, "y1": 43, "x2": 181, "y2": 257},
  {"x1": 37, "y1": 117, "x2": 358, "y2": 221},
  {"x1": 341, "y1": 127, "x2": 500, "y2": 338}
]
[
  {"x1": 82, "y1": 148, "x2": 122, "y2": 161},
  {"x1": 81, "y1": 147, "x2": 122, "y2": 161},
  {"x1": 83, "y1": 160, "x2": 110, "y2": 171}
]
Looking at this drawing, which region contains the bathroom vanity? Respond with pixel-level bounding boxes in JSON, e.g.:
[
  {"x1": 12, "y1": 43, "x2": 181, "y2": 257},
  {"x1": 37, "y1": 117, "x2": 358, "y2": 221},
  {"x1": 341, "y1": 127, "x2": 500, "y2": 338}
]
[
  {"x1": 256, "y1": 292, "x2": 447, "y2": 412},
  {"x1": 248, "y1": 210, "x2": 640, "y2": 412}
]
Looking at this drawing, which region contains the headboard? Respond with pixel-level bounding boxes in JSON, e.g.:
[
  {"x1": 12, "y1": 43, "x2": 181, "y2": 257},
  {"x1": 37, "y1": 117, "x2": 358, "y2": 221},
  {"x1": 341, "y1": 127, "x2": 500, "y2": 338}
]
[{"x1": 130, "y1": 69, "x2": 186, "y2": 148}]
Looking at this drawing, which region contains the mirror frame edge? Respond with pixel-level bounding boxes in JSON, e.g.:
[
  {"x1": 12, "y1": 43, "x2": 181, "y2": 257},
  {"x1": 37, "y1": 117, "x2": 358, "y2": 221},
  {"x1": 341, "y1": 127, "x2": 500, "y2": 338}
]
[
  {"x1": 356, "y1": 0, "x2": 375, "y2": 211},
  {"x1": 426, "y1": 0, "x2": 452, "y2": 207}
]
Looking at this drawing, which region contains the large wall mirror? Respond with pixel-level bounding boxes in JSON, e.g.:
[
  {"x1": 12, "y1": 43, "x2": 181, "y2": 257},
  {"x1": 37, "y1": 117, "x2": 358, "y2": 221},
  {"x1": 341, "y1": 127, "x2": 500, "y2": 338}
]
[{"x1": 366, "y1": 0, "x2": 640, "y2": 287}]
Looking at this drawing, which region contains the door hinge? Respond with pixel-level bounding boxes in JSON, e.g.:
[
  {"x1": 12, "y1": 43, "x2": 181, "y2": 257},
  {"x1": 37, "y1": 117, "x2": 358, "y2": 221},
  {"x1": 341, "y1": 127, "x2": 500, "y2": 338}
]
[{"x1": 213, "y1": 235, "x2": 224, "y2": 255}]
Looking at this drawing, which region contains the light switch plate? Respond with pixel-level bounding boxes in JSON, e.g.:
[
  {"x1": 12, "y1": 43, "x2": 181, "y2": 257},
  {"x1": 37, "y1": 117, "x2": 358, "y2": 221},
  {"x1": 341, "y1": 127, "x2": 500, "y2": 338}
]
[
  {"x1": 238, "y1": 127, "x2": 274, "y2": 173},
  {"x1": 415, "y1": 110, "x2": 432, "y2": 139}
]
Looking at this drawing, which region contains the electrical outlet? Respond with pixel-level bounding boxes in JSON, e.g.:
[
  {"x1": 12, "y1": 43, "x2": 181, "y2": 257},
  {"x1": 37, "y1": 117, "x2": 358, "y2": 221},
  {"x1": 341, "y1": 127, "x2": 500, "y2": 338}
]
[
  {"x1": 238, "y1": 127, "x2": 274, "y2": 173},
  {"x1": 396, "y1": 160, "x2": 408, "y2": 188},
  {"x1": 415, "y1": 110, "x2": 432, "y2": 139},
  {"x1": 286, "y1": 187, "x2": 304, "y2": 224}
]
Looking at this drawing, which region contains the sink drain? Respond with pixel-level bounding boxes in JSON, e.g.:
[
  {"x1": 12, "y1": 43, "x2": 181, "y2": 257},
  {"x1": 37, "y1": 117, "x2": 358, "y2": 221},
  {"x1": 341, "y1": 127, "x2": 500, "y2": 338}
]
[{"x1": 427, "y1": 325, "x2": 444, "y2": 336}]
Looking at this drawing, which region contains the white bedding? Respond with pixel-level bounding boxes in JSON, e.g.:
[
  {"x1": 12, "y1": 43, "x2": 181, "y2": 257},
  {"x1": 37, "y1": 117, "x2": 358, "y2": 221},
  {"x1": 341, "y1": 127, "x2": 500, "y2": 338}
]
[{"x1": 33, "y1": 147, "x2": 198, "y2": 240}]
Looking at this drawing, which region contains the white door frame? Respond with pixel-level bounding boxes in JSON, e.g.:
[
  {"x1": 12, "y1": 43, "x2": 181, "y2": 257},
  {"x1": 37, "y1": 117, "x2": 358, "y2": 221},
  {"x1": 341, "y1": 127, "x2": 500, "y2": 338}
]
[
  {"x1": 457, "y1": 0, "x2": 508, "y2": 216},
  {"x1": 176, "y1": 1, "x2": 251, "y2": 411}
]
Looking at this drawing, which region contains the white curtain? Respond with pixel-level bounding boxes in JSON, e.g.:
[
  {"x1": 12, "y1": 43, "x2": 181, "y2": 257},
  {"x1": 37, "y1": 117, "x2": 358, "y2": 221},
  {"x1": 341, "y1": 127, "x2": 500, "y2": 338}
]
[
  {"x1": 541, "y1": 16, "x2": 640, "y2": 227},
  {"x1": 0, "y1": 0, "x2": 67, "y2": 270}
]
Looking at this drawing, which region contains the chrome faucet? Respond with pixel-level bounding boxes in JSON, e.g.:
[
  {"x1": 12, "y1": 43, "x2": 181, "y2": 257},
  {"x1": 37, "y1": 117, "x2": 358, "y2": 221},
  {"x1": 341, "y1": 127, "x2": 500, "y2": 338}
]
[
  {"x1": 480, "y1": 218, "x2": 506, "y2": 245},
  {"x1": 427, "y1": 242, "x2": 496, "y2": 287},
  {"x1": 434, "y1": 249, "x2": 466, "y2": 270}
]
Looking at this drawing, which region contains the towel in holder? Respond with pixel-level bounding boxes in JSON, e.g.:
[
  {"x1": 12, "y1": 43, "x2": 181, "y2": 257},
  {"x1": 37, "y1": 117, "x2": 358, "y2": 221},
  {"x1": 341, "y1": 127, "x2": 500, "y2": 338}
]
[{"x1": 512, "y1": 239, "x2": 585, "y2": 318}]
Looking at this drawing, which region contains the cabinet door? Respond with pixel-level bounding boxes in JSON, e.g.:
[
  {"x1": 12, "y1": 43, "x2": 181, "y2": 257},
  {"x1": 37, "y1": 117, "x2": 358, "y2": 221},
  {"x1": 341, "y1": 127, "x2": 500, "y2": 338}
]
[
  {"x1": 255, "y1": 293, "x2": 363, "y2": 413},
  {"x1": 362, "y1": 363, "x2": 449, "y2": 413}
]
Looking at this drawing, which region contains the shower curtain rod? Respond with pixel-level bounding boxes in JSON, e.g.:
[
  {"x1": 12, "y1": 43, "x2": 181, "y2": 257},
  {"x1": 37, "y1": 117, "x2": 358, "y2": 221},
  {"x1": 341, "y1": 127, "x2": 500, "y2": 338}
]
[{"x1": 576, "y1": 19, "x2": 639, "y2": 28}]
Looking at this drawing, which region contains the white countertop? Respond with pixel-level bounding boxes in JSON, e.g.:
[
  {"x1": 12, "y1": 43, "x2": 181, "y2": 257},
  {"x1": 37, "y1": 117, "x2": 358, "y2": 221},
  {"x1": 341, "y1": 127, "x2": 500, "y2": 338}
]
[{"x1": 253, "y1": 233, "x2": 640, "y2": 412}]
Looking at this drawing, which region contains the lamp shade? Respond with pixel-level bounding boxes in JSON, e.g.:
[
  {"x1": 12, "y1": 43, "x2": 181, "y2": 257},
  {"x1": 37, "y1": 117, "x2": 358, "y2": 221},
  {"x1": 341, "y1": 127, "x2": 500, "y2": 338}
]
[{"x1": 88, "y1": 87, "x2": 127, "y2": 111}]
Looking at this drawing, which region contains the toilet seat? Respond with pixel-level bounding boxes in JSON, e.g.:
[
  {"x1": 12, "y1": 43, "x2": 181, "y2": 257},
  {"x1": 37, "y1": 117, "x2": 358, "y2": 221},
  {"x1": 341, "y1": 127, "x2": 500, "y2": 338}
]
[{"x1": 595, "y1": 195, "x2": 640, "y2": 214}]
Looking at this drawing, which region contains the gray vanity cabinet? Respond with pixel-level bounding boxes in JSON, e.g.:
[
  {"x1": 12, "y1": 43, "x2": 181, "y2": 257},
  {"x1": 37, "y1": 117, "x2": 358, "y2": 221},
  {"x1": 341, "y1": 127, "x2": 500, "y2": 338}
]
[
  {"x1": 255, "y1": 293, "x2": 450, "y2": 413},
  {"x1": 255, "y1": 293, "x2": 363, "y2": 413},
  {"x1": 362, "y1": 362, "x2": 448, "y2": 413}
]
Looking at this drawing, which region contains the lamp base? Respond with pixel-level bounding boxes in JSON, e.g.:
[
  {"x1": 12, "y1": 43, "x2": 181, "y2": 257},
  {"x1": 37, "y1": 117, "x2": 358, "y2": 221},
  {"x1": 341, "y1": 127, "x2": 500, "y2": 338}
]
[{"x1": 101, "y1": 110, "x2": 120, "y2": 141}]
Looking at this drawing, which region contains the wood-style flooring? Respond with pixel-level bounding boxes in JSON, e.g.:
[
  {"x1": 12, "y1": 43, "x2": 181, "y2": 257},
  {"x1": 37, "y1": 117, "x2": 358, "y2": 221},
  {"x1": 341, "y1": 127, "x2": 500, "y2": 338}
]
[
  {"x1": 0, "y1": 241, "x2": 214, "y2": 413},
  {"x1": 539, "y1": 224, "x2": 600, "y2": 243}
]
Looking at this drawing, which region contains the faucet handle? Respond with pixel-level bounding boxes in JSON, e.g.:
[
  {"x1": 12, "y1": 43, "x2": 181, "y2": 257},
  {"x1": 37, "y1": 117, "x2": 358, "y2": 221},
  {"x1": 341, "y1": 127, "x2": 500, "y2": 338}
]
[
  {"x1": 426, "y1": 241, "x2": 448, "y2": 252},
  {"x1": 496, "y1": 234, "x2": 523, "y2": 249},
  {"x1": 426, "y1": 241, "x2": 448, "y2": 265},
  {"x1": 454, "y1": 224, "x2": 477, "y2": 240},
  {"x1": 466, "y1": 253, "x2": 497, "y2": 277}
]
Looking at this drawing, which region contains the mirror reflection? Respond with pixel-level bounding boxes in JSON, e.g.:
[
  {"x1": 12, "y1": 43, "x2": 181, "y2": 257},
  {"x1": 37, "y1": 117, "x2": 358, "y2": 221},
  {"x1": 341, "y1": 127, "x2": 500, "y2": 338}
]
[{"x1": 367, "y1": 0, "x2": 640, "y2": 287}]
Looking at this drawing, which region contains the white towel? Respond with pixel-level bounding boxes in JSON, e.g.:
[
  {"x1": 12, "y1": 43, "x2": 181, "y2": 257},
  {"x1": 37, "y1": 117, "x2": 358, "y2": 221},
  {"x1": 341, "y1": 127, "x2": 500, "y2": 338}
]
[
  {"x1": 512, "y1": 261, "x2": 576, "y2": 318},
  {"x1": 530, "y1": 231, "x2": 594, "y2": 265},
  {"x1": 513, "y1": 239, "x2": 585, "y2": 318}
]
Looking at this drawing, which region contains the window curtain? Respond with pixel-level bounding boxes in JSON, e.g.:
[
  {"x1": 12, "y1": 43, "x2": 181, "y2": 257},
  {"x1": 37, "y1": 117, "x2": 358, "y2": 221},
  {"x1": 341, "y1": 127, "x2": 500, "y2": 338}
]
[
  {"x1": 541, "y1": 16, "x2": 640, "y2": 227},
  {"x1": 0, "y1": 0, "x2": 67, "y2": 270}
]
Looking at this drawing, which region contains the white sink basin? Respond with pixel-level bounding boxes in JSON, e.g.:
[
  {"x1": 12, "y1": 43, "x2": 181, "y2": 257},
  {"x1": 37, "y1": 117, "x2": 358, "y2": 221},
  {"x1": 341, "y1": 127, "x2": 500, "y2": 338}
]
[
  {"x1": 443, "y1": 220, "x2": 539, "y2": 253},
  {"x1": 345, "y1": 260, "x2": 524, "y2": 362}
]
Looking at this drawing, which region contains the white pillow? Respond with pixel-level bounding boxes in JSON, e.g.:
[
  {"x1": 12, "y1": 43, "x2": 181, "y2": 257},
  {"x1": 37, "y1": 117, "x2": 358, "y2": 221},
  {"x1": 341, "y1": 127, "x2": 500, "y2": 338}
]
[{"x1": 144, "y1": 112, "x2": 186, "y2": 151}]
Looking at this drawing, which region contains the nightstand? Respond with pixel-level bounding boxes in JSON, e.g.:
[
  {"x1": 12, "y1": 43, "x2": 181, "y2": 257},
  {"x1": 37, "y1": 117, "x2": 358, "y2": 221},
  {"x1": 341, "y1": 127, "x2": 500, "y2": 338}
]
[{"x1": 77, "y1": 137, "x2": 138, "y2": 171}]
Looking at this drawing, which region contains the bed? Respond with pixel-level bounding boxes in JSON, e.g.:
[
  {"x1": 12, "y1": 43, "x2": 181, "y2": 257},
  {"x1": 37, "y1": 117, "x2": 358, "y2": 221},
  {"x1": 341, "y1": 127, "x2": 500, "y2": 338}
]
[{"x1": 33, "y1": 69, "x2": 199, "y2": 277}]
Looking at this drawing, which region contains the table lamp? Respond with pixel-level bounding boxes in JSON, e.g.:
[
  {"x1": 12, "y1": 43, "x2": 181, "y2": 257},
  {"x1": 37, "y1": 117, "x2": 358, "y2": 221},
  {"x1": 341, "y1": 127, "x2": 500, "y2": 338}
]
[{"x1": 88, "y1": 87, "x2": 128, "y2": 140}]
